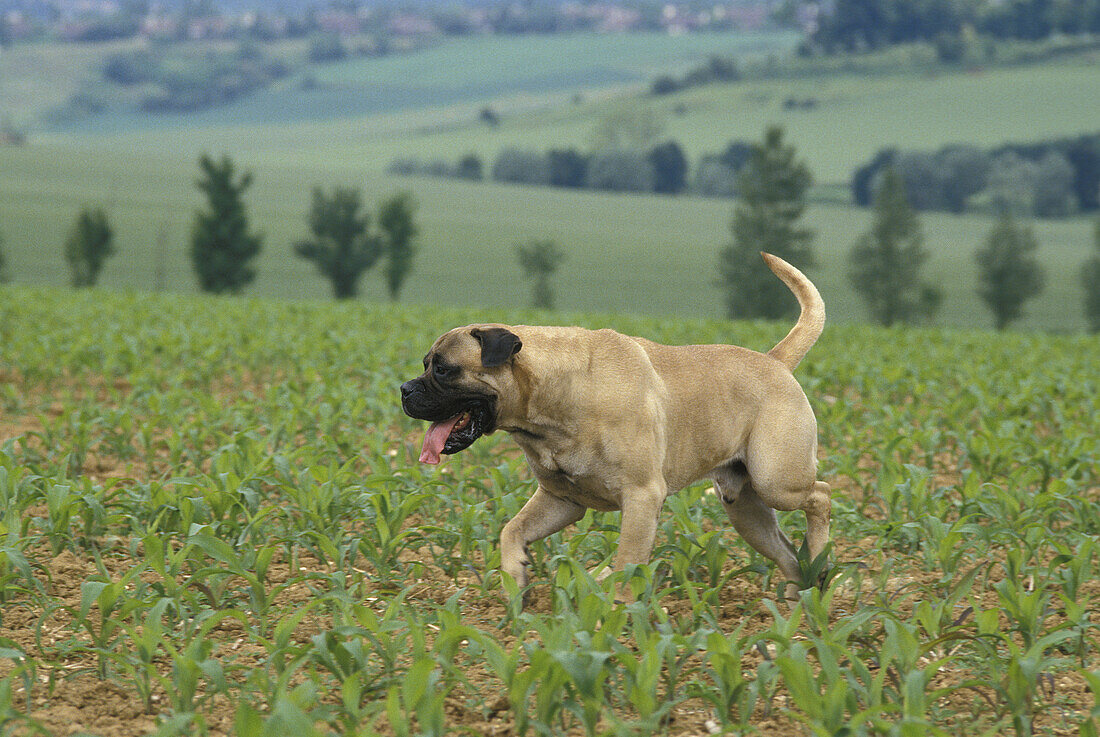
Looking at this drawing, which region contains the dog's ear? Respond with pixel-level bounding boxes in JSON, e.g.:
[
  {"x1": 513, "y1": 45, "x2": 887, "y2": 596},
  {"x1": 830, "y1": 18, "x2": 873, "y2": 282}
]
[{"x1": 471, "y1": 327, "x2": 522, "y2": 367}]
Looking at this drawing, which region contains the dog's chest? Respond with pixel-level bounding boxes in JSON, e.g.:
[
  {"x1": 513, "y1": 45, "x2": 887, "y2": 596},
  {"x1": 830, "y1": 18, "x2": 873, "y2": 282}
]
[{"x1": 523, "y1": 445, "x2": 621, "y2": 512}]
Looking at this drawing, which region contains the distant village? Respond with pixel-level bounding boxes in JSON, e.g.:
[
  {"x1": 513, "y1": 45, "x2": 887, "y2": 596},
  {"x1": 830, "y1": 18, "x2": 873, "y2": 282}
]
[{"x1": 0, "y1": 1, "x2": 808, "y2": 45}]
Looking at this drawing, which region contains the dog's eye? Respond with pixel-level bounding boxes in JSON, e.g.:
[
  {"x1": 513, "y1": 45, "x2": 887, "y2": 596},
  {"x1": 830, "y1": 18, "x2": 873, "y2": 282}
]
[{"x1": 433, "y1": 363, "x2": 457, "y2": 379}]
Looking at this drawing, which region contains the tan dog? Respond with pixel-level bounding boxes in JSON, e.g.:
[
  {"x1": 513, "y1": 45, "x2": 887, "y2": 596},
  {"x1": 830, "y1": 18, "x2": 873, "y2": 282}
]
[{"x1": 400, "y1": 252, "x2": 830, "y2": 600}]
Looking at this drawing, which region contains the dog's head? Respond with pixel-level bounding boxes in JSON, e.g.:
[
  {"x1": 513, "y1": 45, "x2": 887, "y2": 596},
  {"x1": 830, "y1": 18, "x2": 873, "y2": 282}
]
[{"x1": 400, "y1": 325, "x2": 523, "y2": 464}]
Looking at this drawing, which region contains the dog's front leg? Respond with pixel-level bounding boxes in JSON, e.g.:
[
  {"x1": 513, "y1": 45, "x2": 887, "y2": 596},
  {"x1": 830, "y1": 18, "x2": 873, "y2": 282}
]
[
  {"x1": 499, "y1": 487, "x2": 585, "y2": 592},
  {"x1": 613, "y1": 484, "x2": 666, "y2": 599}
]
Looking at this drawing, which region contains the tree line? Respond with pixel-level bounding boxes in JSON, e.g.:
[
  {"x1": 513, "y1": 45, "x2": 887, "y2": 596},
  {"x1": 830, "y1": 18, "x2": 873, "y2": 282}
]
[
  {"x1": 718, "y1": 125, "x2": 1099, "y2": 331},
  {"x1": 99, "y1": 44, "x2": 291, "y2": 114},
  {"x1": 3, "y1": 141, "x2": 1100, "y2": 332},
  {"x1": 809, "y1": 0, "x2": 1100, "y2": 55},
  {"x1": 190, "y1": 154, "x2": 419, "y2": 300},
  {"x1": 853, "y1": 134, "x2": 1100, "y2": 218},
  {"x1": 393, "y1": 128, "x2": 1100, "y2": 222},
  {"x1": 388, "y1": 139, "x2": 761, "y2": 199},
  {"x1": 0, "y1": 154, "x2": 419, "y2": 302}
]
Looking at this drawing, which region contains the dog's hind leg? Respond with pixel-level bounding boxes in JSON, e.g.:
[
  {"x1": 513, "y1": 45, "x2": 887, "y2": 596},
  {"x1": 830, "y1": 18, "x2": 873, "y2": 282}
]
[
  {"x1": 500, "y1": 487, "x2": 585, "y2": 590},
  {"x1": 742, "y1": 407, "x2": 832, "y2": 593},
  {"x1": 719, "y1": 482, "x2": 802, "y2": 600}
]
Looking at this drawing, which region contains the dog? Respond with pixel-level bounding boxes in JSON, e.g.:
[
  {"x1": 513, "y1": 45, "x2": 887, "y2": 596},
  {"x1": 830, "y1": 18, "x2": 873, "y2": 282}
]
[{"x1": 400, "y1": 252, "x2": 830, "y2": 601}]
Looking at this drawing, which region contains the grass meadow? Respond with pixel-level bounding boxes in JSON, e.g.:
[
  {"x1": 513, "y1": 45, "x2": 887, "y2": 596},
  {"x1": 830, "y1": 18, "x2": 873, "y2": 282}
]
[
  {"x1": 3, "y1": 36, "x2": 1100, "y2": 330},
  {"x1": 0, "y1": 141, "x2": 1095, "y2": 331},
  {"x1": 0, "y1": 288, "x2": 1097, "y2": 735}
]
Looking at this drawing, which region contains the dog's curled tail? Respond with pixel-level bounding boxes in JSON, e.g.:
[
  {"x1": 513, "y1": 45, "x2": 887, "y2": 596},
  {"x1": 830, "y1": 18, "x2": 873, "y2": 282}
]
[{"x1": 761, "y1": 252, "x2": 825, "y2": 371}]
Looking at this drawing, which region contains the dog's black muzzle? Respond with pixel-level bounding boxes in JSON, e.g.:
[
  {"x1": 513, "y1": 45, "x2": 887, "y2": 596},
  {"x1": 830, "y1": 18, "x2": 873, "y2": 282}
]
[{"x1": 400, "y1": 377, "x2": 497, "y2": 454}]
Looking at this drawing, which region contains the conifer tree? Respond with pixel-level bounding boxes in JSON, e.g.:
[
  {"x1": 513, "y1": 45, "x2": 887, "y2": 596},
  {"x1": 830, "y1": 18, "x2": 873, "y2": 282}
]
[
  {"x1": 848, "y1": 166, "x2": 939, "y2": 326},
  {"x1": 190, "y1": 153, "x2": 263, "y2": 294},
  {"x1": 378, "y1": 192, "x2": 418, "y2": 301},
  {"x1": 717, "y1": 125, "x2": 814, "y2": 319}
]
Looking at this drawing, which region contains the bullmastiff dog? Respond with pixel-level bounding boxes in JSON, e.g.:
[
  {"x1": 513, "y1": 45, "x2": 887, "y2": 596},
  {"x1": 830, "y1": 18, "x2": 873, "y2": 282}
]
[{"x1": 400, "y1": 252, "x2": 830, "y2": 601}]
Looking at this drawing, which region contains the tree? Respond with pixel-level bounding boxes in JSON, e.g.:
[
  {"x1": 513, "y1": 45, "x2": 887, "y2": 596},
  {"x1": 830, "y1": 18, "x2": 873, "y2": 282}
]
[
  {"x1": 939, "y1": 145, "x2": 992, "y2": 213},
  {"x1": 894, "y1": 151, "x2": 949, "y2": 211},
  {"x1": 975, "y1": 212, "x2": 1045, "y2": 330},
  {"x1": 984, "y1": 152, "x2": 1038, "y2": 217},
  {"x1": 294, "y1": 186, "x2": 381, "y2": 299},
  {"x1": 378, "y1": 192, "x2": 418, "y2": 301},
  {"x1": 852, "y1": 148, "x2": 896, "y2": 207},
  {"x1": 307, "y1": 32, "x2": 347, "y2": 63},
  {"x1": 1032, "y1": 151, "x2": 1076, "y2": 218},
  {"x1": 548, "y1": 148, "x2": 589, "y2": 188},
  {"x1": 64, "y1": 207, "x2": 115, "y2": 288},
  {"x1": 190, "y1": 153, "x2": 263, "y2": 295},
  {"x1": 515, "y1": 239, "x2": 565, "y2": 309},
  {"x1": 693, "y1": 158, "x2": 738, "y2": 198},
  {"x1": 585, "y1": 149, "x2": 654, "y2": 193},
  {"x1": 647, "y1": 141, "x2": 688, "y2": 195},
  {"x1": 491, "y1": 149, "x2": 550, "y2": 185},
  {"x1": 717, "y1": 125, "x2": 815, "y2": 320},
  {"x1": 847, "y1": 167, "x2": 939, "y2": 326},
  {"x1": 455, "y1": 154, "x2": 483, "y2": 181},
  {"x1": 1080, "y1": 217, "x2": 1100, "y2": 332}
]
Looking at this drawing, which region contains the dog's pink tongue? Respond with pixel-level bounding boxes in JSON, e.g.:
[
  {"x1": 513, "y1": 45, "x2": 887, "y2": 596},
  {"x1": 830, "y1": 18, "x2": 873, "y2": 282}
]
[{"x1": 419, "y1": 415, "x2": 462, "y2": 464}]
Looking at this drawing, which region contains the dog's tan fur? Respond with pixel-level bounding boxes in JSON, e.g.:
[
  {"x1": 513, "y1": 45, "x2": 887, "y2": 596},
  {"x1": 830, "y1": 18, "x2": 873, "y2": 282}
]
[{"x1": 414, "y1": 253, "x2": 829, "y2": 599}]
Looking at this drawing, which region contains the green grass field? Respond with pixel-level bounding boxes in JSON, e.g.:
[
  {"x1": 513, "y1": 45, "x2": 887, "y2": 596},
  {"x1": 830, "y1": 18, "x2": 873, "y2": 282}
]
[
  {"x1": 0, "y1": 288, "x2": 1096, "y2": 735},
  {"x1": 1, "y1": 142, "x2": 1095, "y2": 331},
  {"x1": 2, "y1": 33, "x2": 1099, "y2": 331},
  {"x1": 2, "y1": 31, "x2": 798, "y2": 134}
]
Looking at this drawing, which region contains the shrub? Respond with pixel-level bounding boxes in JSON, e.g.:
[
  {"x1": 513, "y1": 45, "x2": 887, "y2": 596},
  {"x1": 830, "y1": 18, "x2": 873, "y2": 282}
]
[
  {"x1": 938, "y1": 145, "x2": 992, "y2": 213},
  {"x1": 102, "y1": 51, "x2": 155, "y2": 85},
  {"x1": 386, "y1": 158, "x2": 421, "y2": 176},
  {"x1": 894, "y1": 151, "x2": 950, "y2": 211}
]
